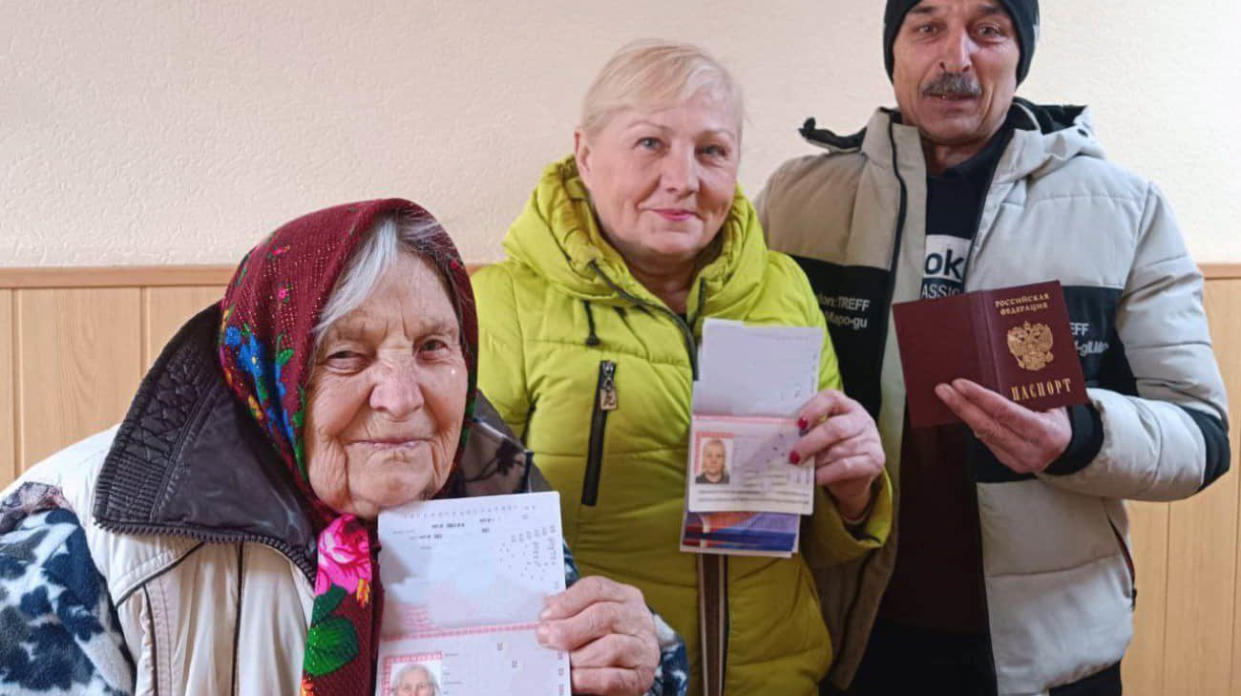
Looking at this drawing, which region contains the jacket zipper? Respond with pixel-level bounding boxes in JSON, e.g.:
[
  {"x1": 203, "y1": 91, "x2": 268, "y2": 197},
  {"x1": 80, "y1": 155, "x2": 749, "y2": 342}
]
[
  {"x1": 833, "y1": 118, "x2": 911, "y2": 685},
  {"x1": 581, "y1": 360, "x2": 618, "y2": 506},
  {"x1": 586, "y1": 262, "x2": 731, "y2": 678},
  {"x1": 144, "y1": 584, "x2": 160, "y2": 696},
  {"x1": 958, "y1": 129, "x2": 1015, "y2": 286}
]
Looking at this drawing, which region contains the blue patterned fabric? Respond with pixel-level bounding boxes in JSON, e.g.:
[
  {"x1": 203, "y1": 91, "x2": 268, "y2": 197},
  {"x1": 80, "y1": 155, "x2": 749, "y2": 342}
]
[
  {"x1": 0, "y1": 501, "x2": 133, "y2": 696},
  {"x1": 563, "y1": 543, "x2": 690, "y2": 696}
]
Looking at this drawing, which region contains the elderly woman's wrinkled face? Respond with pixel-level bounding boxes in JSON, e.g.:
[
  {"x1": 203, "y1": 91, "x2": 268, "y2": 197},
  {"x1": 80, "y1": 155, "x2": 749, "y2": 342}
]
[
  {"x1": 575, "y1": 89, "x2": 739, "y2": 272},
  {"x1": 395, "y1": 666, "x2": 435, "y2": 696},
  {"x1": 305, "y1": 253, "x2": 467, "y2": 518}
]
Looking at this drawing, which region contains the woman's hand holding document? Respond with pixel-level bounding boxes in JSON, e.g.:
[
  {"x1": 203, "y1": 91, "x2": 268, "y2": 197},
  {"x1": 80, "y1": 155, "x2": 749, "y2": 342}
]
[
  {"x1": 537, "y1": 576, "x2": 661, "y2": 696},
  {"x1": 789, "y1": 389, "x2": 886, "y2": 521},
  {"x1": 681, "y1": 320, "x2": 885, "y2": 556},
  {"x1": 375, "y1": 492, "x2": 570, "y2": 696}
]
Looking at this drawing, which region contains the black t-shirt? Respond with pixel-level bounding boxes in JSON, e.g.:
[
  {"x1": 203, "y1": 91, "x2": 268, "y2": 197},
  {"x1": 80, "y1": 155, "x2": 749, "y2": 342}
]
[
  {"x1": 880, "y1": 120, "x2": 1014, "y2": 634},
  {"x1": 920, "y1": 119, "x2": 1016, "y2": 300}
]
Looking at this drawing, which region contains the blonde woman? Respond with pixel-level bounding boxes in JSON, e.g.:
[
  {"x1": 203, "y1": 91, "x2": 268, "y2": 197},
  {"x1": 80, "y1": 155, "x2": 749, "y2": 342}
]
[{"x1": 474, "y1": 42, "x2": 893, "y2": 695}]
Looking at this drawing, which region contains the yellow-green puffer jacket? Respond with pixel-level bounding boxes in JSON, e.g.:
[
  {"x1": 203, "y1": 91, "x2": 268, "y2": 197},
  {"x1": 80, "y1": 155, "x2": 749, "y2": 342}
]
[{"x1": 474, "y1": 156, "x2": 892, "y2": 694}]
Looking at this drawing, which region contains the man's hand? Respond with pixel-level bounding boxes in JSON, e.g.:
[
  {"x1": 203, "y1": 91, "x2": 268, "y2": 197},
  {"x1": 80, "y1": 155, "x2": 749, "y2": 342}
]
[
  {"x1": 537, "y1": 575, "x2": 659, "y2": 695},
  {"x1": 791, "y1": 389, "x2": 885, "y2": 520},
  {"x1": 935, "y1": 378, "x2": 1071, "y2": 474}
]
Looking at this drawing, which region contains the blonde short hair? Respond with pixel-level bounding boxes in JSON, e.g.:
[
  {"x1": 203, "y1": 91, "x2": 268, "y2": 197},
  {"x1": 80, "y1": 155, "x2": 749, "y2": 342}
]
[{"x1": 580, "y1": 40, "x2": 743, "y2": 139}]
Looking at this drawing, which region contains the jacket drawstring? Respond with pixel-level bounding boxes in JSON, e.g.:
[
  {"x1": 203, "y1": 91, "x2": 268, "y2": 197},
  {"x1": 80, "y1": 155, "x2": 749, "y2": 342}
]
[
  {"x1": 583, "y1": 301, "x2": 601, "y2": 347},
  {"x1": 586, "y1": 260, "x2": 700, "y2": 378},
  {"x1": 689, "y1": 278, "x2": 707, "y2": 328}
]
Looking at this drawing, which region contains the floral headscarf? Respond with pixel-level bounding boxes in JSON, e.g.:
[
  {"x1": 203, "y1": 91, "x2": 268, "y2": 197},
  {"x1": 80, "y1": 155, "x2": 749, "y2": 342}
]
[{"x1": 217, "y1": 199, "x2": 478, "y2": 695}]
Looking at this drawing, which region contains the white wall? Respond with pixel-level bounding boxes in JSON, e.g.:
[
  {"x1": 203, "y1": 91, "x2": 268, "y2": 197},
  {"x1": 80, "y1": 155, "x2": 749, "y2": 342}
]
[{"x1": 2, "y1": 0, "x2": 1239, "y2": 266}]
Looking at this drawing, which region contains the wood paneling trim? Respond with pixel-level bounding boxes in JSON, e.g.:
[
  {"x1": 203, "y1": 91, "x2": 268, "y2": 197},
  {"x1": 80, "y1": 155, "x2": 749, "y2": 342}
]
[
  {"x1": 1202, "y1": 263, "x2": 1241, "y2": 280},
  {"x1": 0, "y1": 262, "x2": 1234, "y2": 289},
  {"x1": 0, "y1": 266, "x2": 237, "y2": 289},
  {"x1": 0, "y1": 263, "x2": 492, "y2": 289},
  {"x1": 0, "y1": 291, "x2": 13, "y2": 485}
]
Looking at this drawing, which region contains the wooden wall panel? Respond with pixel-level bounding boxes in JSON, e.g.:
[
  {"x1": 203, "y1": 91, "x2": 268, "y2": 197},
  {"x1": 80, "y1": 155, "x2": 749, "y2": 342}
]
[
  {"x1": 1163, "y1": 279, "x2": 1241, "y2": 695},
  {"x1": 1161, "y1": 478, "x2": 1237, "y2": 696},
  {"x1": 16, "y1": 288, "x2": 143, "y2": 467},
  {"x1": 0, "y1": 291, "x2": 13, "y2": 489},
  {"x1": 0, "y1": 266, "x2": 1237, "y2": 694},
  {"x1": 144, "y1": 286, "x2": 226, "y2": 369},
  {"x1": 1215, "y1": 280, "x2": 1241, "y2": 695},
  {"x1": 1124, "y1": 500, "x2": 1170, "y2": 696}
]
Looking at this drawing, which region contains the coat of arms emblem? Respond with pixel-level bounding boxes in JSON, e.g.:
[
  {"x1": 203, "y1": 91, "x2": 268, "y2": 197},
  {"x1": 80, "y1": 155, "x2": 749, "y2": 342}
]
[{"x1": 1006, "y1": 321, "x2": 1054, "y2": 371}]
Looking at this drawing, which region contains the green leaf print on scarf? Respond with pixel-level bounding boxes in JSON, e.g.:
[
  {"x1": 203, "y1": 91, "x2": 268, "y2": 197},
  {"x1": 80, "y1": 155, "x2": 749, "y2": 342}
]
[{"x1": 303, "y1": 616, "x2": 360, "y2": 677}]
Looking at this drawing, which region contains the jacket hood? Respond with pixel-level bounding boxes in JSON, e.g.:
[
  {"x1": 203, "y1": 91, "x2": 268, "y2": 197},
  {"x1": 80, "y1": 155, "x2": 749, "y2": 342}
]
[
  {"x1": 502, "y1": 155, "x2": 773, "y2": 315},
  {"x1": 1002, "y1": 99, "x2": 1105, "y2": 181},
  {"x1": 800, "y1": 99, "x2": 1105, "y2": 183}
]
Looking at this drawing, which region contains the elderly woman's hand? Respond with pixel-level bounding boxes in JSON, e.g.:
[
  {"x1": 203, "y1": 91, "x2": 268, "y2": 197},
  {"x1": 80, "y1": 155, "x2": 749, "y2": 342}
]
[
  {"x1": 790, "y1": 389, "x2": 885, "y2": 522},
  {"x1": 537, "y1": 575, "x2": 660, "y2": 695}
]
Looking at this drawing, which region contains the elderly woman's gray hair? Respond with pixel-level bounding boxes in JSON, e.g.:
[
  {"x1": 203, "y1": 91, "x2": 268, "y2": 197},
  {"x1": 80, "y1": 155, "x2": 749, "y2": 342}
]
[
  {"x1": 580, "y1": 39, "x2": 744, "y2": 139},
  {"x1": 314, "y1": 211, "x2": 451, "y2": 342}
]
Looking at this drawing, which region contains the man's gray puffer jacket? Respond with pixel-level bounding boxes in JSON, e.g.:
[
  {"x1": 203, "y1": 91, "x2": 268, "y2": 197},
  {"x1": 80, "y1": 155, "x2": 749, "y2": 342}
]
[{"x1": 756, "y1": 99, "x2": 1230, "y2": 695}]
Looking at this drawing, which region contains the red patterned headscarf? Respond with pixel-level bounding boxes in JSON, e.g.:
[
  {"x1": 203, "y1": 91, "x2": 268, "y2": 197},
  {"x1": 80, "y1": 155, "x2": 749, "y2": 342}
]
[{"x1": 217, "y1": 199, "x2": 478, "y2": 695}]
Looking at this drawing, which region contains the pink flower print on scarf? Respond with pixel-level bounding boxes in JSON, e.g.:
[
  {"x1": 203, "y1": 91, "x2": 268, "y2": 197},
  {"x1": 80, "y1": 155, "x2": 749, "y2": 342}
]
[{"x1": 314, "y1": 515, "x2": 372, "y2": 596}]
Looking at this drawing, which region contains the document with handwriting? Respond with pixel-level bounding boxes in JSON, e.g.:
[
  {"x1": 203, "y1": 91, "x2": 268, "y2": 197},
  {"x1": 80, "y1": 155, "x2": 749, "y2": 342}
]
[
  {"x1": 693, "y1": 319, "x2": 824, "y2": 418},
  {"x1": 376, "y1": 492, "x2": 569, "y2": 696}
]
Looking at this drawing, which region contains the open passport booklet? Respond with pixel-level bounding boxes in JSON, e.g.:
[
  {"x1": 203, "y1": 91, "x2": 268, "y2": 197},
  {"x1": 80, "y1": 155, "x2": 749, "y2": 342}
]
[
  {"x1": 680, "y1": 319, "x2": 824, "y2": 558},
  {"x1": 375, "y1": 491, "x2": 570, "y2": 696},
  {"x1": 371, "y1": 319, "x2": 834, "y2": 694}
]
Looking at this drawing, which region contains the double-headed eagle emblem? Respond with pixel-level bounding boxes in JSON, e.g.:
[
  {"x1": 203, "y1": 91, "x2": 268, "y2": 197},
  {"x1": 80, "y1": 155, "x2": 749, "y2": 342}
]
[{"x1": 1006, "y1": 321, "x2": 1054, "y2": 371}]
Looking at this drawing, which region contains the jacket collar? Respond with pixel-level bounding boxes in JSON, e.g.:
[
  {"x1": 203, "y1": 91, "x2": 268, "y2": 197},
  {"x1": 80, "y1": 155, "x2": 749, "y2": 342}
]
[
  {"x1": 94, "y1": 304, "x2": 532, "y2": 583},
  {"x1": 500, "y1": 155, "x2": 772, "y2": 319},
  {"x1": 801, "y1": 100, "x2": 1103, "y2": 183},
  {"x1": 95, "y1": 304, "x2": 321, "y2": 579}
]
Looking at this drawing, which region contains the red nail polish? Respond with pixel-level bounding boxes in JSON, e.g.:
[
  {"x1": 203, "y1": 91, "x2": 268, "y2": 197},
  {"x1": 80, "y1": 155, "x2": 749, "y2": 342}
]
[
  {"x1": 789, "y1": 451, "x2": 801, "y2": 465},
  {"x1": 797, "y1": 417, "x2": 808, "y2": 430}
]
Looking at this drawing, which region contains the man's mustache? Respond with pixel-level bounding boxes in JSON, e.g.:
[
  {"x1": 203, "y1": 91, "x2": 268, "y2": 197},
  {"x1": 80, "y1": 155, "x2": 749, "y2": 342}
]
[{"x1": 922, "y1": 72, "x2": 982, "y2": 98}]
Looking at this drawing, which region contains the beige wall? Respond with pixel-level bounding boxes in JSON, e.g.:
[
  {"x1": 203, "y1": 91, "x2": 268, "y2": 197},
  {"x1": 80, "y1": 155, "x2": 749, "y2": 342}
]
[{"x1": 2, "y1": 0, "x2": 1239, "y2": 267}]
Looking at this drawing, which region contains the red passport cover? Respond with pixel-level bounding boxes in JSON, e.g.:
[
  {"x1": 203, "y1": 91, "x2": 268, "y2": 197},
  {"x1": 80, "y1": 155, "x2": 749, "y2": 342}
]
[{"x1": 892, "y1": 281, "x2": 1088, "y2": 428}]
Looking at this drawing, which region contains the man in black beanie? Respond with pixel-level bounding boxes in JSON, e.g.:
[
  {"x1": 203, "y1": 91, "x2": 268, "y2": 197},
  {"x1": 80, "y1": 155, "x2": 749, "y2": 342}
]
[
  {"x1": 883, "y1": 0, "x2": 1039, "y2": 87},
  {"x1": 758, "y1": 1, "x2": 1230, "y2": 695}
]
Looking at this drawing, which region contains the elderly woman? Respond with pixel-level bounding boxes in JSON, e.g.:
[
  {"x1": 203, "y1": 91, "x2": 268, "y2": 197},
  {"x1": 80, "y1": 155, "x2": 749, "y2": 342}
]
[
  {"x1": 0, "y1": 200, "x2": 687, "y2": 696},
  {"x1": 473, "y1": 42, "x2": 894, "y2": 694},
  {"x1": 392, "y1": 663, "x2": 438, "y2": 696}
]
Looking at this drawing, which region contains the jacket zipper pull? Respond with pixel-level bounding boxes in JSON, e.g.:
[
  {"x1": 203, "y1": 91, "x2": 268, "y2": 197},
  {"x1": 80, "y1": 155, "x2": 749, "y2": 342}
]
[{"x1": 599, "y1": 361, "x2": 618, "y2": 411}]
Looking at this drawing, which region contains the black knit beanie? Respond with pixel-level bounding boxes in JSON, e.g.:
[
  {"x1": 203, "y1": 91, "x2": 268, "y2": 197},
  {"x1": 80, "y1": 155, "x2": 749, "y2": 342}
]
[{"x1": 883, "y1": 0, "x2": 1040, "y2": 84}]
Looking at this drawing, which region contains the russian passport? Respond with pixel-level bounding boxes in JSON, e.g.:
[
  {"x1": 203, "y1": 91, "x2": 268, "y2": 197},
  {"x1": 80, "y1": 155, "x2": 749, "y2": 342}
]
[{"x1": 892, "y1": 280, "x2": 1088, "y2": 428}]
